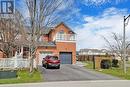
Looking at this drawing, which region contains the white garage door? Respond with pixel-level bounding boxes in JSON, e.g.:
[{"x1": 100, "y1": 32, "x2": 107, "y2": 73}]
[{"x1": 39, "y1": 51, "x2": 52, "y2": 65}]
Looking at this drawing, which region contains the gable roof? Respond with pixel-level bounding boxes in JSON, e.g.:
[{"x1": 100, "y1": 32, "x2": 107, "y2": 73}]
[
  {"x1": 55, "y1": 22, "x2": 76, "y2": 34},
  {"x1": 25, "y1": 22, "x2": 75, "y2": 35}
]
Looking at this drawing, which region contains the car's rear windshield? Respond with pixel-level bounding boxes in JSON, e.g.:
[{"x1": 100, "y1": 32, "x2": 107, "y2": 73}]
[{"x1": 50, "y1": 56, "x2": 58, "y2": 60}]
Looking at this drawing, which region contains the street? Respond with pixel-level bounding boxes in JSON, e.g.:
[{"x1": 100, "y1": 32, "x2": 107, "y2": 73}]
[
  {"x1": 0, "y1": 80, "x2": 130, "y2": 87},
  {"x1": 39, "y1": 64, "x2": 120, "y2": 81}
]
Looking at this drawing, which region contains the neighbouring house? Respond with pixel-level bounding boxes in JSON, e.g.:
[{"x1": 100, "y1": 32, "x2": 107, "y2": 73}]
[
  {"x1": 79, "y1": 49, "x2": 109, "y2": 56},
  {"x1": 78, "y1": 48, "x2": 114, "y2": 61},
  {"x1": 78, "y1": 49, "x2": 114, "y2": 69},
  {"x1": 78, "y1": 48, "x2": 115, "y2": 69},
  {"x1": 35, "y1": 22, "x2": 76, "y2": 65},
  {"x1": 0, "y1": 19, "x2": 23, "y2": 58}
]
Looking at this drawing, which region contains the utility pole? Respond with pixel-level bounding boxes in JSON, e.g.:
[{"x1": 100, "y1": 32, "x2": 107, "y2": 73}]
[{"x1": 123, "y1": 14, "x2": 130, "y2": 73}]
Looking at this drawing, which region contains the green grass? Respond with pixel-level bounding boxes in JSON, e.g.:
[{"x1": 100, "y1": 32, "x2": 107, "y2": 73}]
[
  {"x1": 126, "y1": 61, "x2": 130, "y2": 64},
  {"x1": 83, "y1": 61, "x2": 130, "y2": 80},
  {"x1": 0, "y1": 70, "x2": 43, "y2": 84},
  {"x1": 99, "y1": 68, "x2": 130, "y2": 80},
  {"x1": 82, "y1": 61, "x2": 94, "y2": 69}
]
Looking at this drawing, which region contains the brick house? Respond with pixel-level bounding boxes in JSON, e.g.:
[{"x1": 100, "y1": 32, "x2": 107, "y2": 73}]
[
  {"x1": 35, "y1": 22, "x2": 76, "y2": 65},
  {"x1": 0, "y1": 22, "x2": 76, "y2": 65}
]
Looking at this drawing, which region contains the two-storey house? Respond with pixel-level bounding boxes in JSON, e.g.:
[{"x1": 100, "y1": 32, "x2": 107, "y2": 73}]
[{"x1": 36, "y1": 22, "x2": 76, "y2": 65}]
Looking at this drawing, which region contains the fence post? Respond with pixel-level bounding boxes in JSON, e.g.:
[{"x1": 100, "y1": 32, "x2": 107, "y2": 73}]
[
  {"x1": 14, "y1": 52, "x2": 18, "y2": 68},
  {"x1": 2, "y1": 59, "x2": 4, "y2": 68}
]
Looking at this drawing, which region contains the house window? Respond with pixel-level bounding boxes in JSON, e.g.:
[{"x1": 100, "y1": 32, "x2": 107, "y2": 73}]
[
  {"x1": 56, "y1": 30, "x2": 65, "y2": 40},
  {"x1": 69, "y1": 34, "x2": 75, "y2": 41}
]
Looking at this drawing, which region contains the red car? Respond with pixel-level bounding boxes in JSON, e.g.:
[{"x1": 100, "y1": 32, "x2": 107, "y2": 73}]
[{"x1": 42, "y1": 55, "x2": 60, "y2": 69}]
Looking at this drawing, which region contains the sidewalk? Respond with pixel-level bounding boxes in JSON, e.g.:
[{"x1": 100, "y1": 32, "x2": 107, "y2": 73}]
[{"x1": 0, "y1": 80, "x2": 130, "y2": 87}]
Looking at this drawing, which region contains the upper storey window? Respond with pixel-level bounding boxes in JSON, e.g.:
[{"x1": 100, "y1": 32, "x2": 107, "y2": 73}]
[
  {"x1": 54, "y1": 29, "x2": 76, "y2": 42},
  {"x1": 56, "y1": 30, "x2": 65, "y2": 40}
]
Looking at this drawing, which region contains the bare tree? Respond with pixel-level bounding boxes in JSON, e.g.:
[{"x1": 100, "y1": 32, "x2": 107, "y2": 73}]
[
  {"x1": 0, "y1": 18, "x2": 14, "y2": 57},
  {"x1": 0, "y1": 0, "x2": 76, "y2": 72},
  {"x1": 103, "y1": 32, "x2": 130, "y2": 62},
  {"x1": 0, "y1": 10, "x2": 26, "y2": 58},
  {"x1": 23, "y1": 0, "x2": 76, "y2": 72}
]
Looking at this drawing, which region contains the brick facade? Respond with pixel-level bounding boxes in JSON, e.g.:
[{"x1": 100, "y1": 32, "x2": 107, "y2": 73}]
[{"x1": 36, "y1": 23, "x2": 76, "y2": 65}]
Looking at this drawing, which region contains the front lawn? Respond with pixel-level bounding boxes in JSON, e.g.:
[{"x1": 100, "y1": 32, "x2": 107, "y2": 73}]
[
  {"x1": 99, "y1": 68, "x2": 130, "y2": 80},
  {"x1": 83, "y1": 61, "x2": 93, "y2": 69},
  {"x1": 83, "y1": 61, "x2": 130, "y2": 80},
  {"x1": 0, "y1": 70, "x2": 43, "y2": 84}
]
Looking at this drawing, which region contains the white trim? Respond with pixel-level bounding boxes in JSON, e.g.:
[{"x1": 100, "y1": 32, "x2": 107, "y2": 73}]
[
  {"x1": 54, "y1": 34, "x2": 76, "y2": 42},
  {"x1": 55, "y1": 40, "x2": 76, "y2": 43}
]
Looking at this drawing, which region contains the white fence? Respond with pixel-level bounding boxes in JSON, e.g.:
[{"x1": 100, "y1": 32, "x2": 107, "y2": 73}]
[{"x1": 0, "y1": 58, "x2": 30, "y2": 69}]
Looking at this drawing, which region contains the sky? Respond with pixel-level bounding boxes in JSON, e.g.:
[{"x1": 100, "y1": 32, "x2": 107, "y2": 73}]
[
  {"x1": 15, "y1": 0, "x2": 130, "y2": 51},
  {"x1": 73, "y1": 0, "x2": 130, "y2": 50}
]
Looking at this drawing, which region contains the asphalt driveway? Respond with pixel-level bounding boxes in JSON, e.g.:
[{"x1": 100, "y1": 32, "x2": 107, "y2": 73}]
[{"x1": 39, "y1": 64, "x2": 120, "y2": 82}]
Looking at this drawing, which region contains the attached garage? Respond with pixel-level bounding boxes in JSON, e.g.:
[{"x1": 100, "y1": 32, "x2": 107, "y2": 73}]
[
  {"x1": 59, "y1": 52, "x2": 72, "y2": 64},
  {"x1": 39, "y1": 51, "x2": 52, "y2": 65}
]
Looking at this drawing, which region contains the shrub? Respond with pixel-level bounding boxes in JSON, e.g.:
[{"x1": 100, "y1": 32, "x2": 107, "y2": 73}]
[{"x1": 112, "y1": 59, "x2": 119, "y2": 67}]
